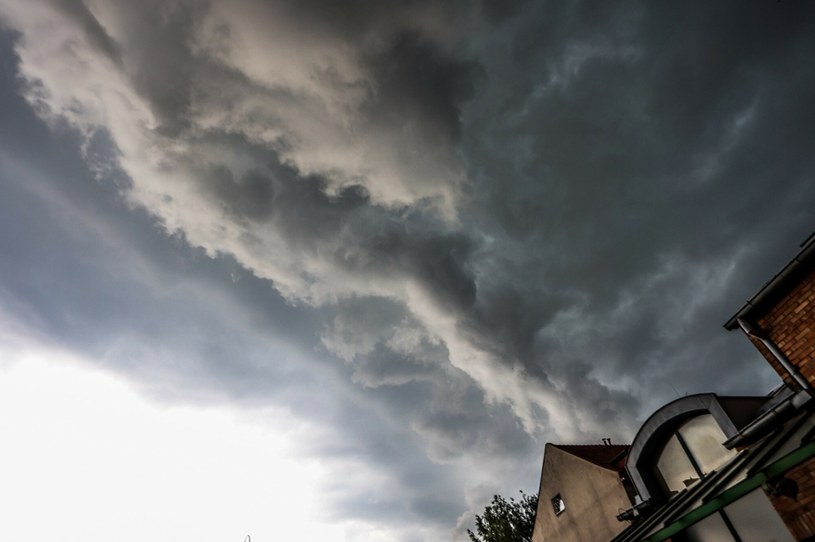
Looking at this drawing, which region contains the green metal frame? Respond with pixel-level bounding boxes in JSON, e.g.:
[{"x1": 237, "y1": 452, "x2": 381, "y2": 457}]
[{"x1": 645, "y1": 440, "x2": 815, "y2": 541}]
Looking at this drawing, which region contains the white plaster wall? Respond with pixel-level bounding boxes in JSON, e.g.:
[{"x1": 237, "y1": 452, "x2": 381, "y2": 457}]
[{"x1": 532, "y1": 445, "x2": 633, "y2": 542}]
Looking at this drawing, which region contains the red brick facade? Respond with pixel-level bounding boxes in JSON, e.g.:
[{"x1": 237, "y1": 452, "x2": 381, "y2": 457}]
[
  {"x1": 752, "y1": 265, "x2": 815, "y2": 389},
  {"x1": 736, "y1": 251, "x2": 815, "y2": 540},
  {"x1": 768, "y1": 457, "x2": 815, "y2": 540}
]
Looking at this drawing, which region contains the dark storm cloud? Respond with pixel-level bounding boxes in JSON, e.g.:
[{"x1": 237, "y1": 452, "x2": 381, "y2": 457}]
[
  {"x1": 199, "y1": 150, "x2": 370, "y2": 230},
  {"x1": 349, "y1": 222, "x2": 478, "y2": 311},
  {"x1": 320, "y1": 301, "x2": 447, "y2": 388},
  {"x1": 49, "y1": 0, "x2": 122, "y2": 65},
  {"x1": 457, "y1": 0, "x2": 815, "y2": 400},
  {"x1": 196, "y1": 139, "x2": 480, "y2": 314},
  {"x1": 126, "y1": 6, "x2": 200, "y2": 135},
  {"x1": 363, "y1": 32, "x2": 484, "y2": 142},
  {"x1": 282, "y1": 0, "x2": 528, "y2": 38}
]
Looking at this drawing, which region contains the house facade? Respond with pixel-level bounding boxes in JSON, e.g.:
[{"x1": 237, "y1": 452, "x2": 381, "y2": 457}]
[
  {"x1": 531, "y1": 444, "x2": 632, "y2": 542},
  {"x1": 531, "y1": 233, "x2": 815, "y2": 541}
]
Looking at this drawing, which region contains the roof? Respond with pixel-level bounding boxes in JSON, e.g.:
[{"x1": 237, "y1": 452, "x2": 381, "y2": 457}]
[
  {"x1": 611, "y1": 406, "x2": 815, "y2": 542},
  {"x1": 724, "y1": 231, "x2": 815, "y2": 330},
  {"x1": 551, "y1": 444, "x2": 630, "y2": 471}
]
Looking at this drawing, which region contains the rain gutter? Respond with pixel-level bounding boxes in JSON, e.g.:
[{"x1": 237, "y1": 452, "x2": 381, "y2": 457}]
[
  {"x1": 724, "y1": 232, "x2": 815, "y2": 331},
  {"x1": 722, "y1": 316, "x2": 814, "y2": 449}
]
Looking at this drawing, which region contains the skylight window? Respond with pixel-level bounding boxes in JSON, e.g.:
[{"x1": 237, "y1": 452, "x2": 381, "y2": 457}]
[
  {"x1": 551, "y1": 494, "x2": 566, "y2": 516},
  {"x1": 655, "y1": 414, "x2": 737, "y2": 495}
]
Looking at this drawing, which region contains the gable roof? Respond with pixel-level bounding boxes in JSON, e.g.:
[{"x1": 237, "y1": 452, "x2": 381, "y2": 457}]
[{"x1": 551, "y1": 444, "x2": 630, "y2": 471}]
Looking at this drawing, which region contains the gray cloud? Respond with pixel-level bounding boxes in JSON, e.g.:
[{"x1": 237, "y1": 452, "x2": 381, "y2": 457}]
[{"x1": 49, "y1": 0, "x2": 123, "y2": 66}]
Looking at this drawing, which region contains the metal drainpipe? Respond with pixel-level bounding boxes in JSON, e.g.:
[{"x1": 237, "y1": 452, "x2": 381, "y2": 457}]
[
  {"x1": 736, "y1": 317, "x2": 812, "y2": 391},
  {"x1": 723, "y1": 391, "x2": 810, "y2": 449}
]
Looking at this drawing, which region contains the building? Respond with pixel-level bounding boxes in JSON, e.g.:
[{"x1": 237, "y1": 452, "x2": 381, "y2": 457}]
[
  {"x1": 531, "y1": 443, "x2": 632, "y2": 542},
  {"x1": 531, "y1": 233, "x2": 815, "y2": 541},
  {"x1": 723, "y1": 231, "x2": 815, "y2": 539}
]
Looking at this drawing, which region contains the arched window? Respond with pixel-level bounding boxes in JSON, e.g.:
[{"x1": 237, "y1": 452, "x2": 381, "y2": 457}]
[{"x1": 655, "y1": 414, "x2": 737, "y2": 495}]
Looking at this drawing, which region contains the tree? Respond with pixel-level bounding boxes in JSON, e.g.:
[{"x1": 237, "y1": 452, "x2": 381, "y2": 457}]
[{"x1": 467, "y1": 491, "x2": 538, "y2": 542}]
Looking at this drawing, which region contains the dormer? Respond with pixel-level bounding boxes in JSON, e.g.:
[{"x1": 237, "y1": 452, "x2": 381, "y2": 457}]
[{"x1": 625, "y1": 394, "x2": 766, "y2": 503}]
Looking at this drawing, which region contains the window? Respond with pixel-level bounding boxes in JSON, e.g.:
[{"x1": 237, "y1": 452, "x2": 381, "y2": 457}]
[
  {"x1": 657, "y1": 434, "x2": 699, "y2": 494},
  {"x1": 682, "y1": 512, "x2": 734, "y2": 542},
  {"x1": 658, "y1": 417, "x2": 793, "y2": 542},
  {"x1": 551, "y1": 494, "x2": 566, "y2": 516},
  {"x1": 680, "y1": 490, "x2": 794, "y2": 542},
  {"x1": 723, "y1": 489, "x2": 794, "y2": 542},
  {"x1": 679, "y1": 414, "x2": 737, "y2": 475},
  {"x1": 656, "y1": 414, "x2": 737, "y2": 495}
]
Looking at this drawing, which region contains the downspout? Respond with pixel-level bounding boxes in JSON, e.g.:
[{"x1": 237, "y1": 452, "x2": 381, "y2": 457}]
[
  {"x1": 736, "y1": 317, "x2": 811, "y2": 392},
  {"x1": 723, "y1": 318, "x2": 813, "y2": 449}
]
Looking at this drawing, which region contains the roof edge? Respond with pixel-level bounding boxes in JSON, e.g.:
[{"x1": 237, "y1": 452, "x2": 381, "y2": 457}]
[
  {"x1": 724, "y1": 232, "x2": 815, "y2": 330},
  {"x1": 549, "y1": 443, "x2": 631, "y2": 471}
]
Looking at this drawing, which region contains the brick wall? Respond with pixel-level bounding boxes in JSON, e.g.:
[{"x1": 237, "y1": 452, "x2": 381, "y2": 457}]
[
  {"x1": 752, "y1": 266, "x2": 815, "y2": 387},
  {"x1": 767, "y1": 457, "x2": 815, "y2": 540},
  {"x1": 747, "y1": 264, "x2": 815, "y2": 540}
]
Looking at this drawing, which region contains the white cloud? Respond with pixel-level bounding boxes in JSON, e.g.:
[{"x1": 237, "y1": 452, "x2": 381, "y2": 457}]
[{"x1": 0, "y1": 344, "x2": 411, "y2": 542}]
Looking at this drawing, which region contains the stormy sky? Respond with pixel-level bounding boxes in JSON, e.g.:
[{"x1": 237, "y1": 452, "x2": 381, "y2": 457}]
[{"x1": 1, "y1": 1, "x2": 814, "y2": 540}]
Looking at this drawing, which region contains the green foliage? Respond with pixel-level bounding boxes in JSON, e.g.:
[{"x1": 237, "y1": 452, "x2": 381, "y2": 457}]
[{"x1": 467, "y1": 491, "x2": 538, "y2": 542}]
